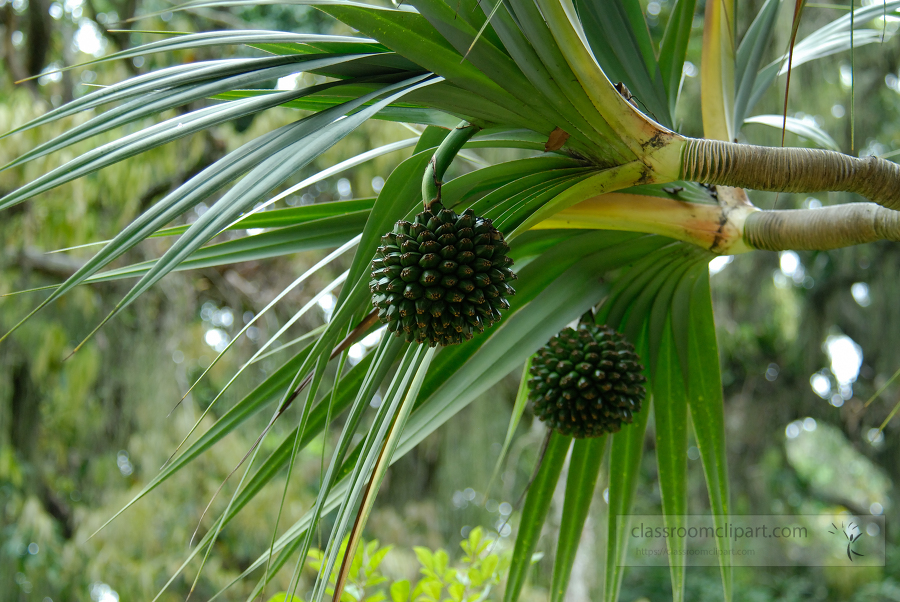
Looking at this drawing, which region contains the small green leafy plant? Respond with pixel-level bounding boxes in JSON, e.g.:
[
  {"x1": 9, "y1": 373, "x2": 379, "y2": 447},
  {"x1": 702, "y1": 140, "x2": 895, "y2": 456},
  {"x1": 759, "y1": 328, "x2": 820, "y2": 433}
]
[{"x1": 269, "y1": 527, "x2": 511, "y2": 602}]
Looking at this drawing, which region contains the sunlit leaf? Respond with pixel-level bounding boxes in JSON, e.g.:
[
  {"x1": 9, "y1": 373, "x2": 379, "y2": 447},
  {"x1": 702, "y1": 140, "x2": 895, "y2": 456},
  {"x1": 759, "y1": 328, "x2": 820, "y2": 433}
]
[{"x1": 743, "y1": 114, "x2": 841, "y2": 151}]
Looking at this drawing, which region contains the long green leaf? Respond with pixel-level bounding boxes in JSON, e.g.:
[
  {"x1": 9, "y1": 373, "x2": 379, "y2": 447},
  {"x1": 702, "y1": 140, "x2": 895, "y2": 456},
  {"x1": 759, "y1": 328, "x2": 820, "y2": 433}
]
[
  {"x1": 469, "y1": 169, "x2": 589, "y2": 222},
  {"x1": 652, "y1": 316, "x2": 689, "y2": 602},
  {"x1": 622, "y1": 250, "x2": 697, "y2": 344},
  {"x1": 659, "y1": 0, "x2": 698, "y2": 117},
  {"x1": 746, "y1": 2, "x2": 900, "y2": 116},
  {"x1": 229, "y1": 137, "x2": 418, "y2": 227},
  {"x1": 105, "y1": 75, "x2": 435, "y2": 321},
  {"x1": 505, "y1": 0, "x2": 632, "y2": 164},
  {"x1": 4, "y1": 55, "x2": 367, "y2": 170},
  {"x1": 178, "y1": 239, "x2": 357, "y2": 431},
  {"x1": 443, "y1": 156, "x2": 584, "y2": 209},
  {"x1": 157, "y1": 198, "x2": 376, "y2": 237},
  {"x1": 332, "y1": 346, "x2": 436, "y2": 602},
  {"x1": 700, "y1": 0, "x2": 735, "y2": 141},
  {"x1": 468, "y1": 127, "x2": 549, "y2": 150},
  {"x1": 239, "y1": 233, "x2": 663, "y2": 579},
  {"x1": 337, "y1": 148, "x2": 435, "y2": 307},
  {"x1": 503, "y1": 432, "x2": 572, "y2": 602},
  {"x1": 486, "y1": 356, "x2": 533, "y2": 498},
  {"x1": 319, "y1": 4, "x2": 557, "y2": 133},
  {"x1": 2, "y1": 107, "x2": 346, "y2": 335},
  {"x1": 733, "y1": 0, "x2": 781, "y2": 128},
  {"x1": 83, "y1": 213, "x2": 368, "y2": 283},
  {"x1": 686, "y1": 269, "x2": 732, "y2": 601},
  {"x1": 46, "y1": 199, "x2": 374, "y2": 256},
  {"x1": 574, "y1": 0, "x2": 672, "y2": 127},
  {"x1": 493, "y1": 173, "x2": 594, "y2": 232},
  {"x1": 788, "y1": 0, "x2": 899, "y2": 59},
  {"x1": 447, "y1": 0, "x2": 506, "y2": 42},
  {"x1": 551, "y1": 436, "x2": 606, "y2": 602},
  {"x1": 0, "y1": 81, "x2": 351, "y2": 212},
  {"x1": 3, "y1": 58, "x2": 282, "y2": 139},
  {"x1": 156, "y1": 272, "x2": 374, "y2": 600},
  {"x1": 602, "y1": 243, "x2": 685, "y2": 331},
  {"x1": 647, "y1": 257, "x2": 697, "y2": 376},
  {"x1": 407, "y1": 0, "x2": 550, "y2": 110},
  {"x1": 509, "y1": 159, "x2": 650, "y2": 237},
  {"x1": 150, "y1": 333, "x2": 382, "y2": 602},
  {"x1": 91, "y1": 344, "x2": 315, "y2": 536},
  {"x1": 37, "y1": 29, "x2": 386, "y2": 79},
  {"x1": 410, "y1": 0, "x2": 596, "y2": 148},
  {"x1": 215, "y1": 84, "x2": 465, "y2": 127},
  {"x1": 302, "y1": 52, "x2": 426, "y2": 78},
  {"x1": 669, "y1": 262, "x2": 704, "y2": 385},
  {"x1": 242, "y1": 335, "x2": 405, "y2": 601},
  {"x1": 413, "y1": 124, "x2": 451, "y2": 154},
  {"x1": 474, "y1": 0, "x2": 613, "y2": 147},
  {"x1": 310, "y1": 344, "x2": 427, "y2": 602},
  {"x1": 604, "y1": 327, "x2": 651, "y2": 602}
]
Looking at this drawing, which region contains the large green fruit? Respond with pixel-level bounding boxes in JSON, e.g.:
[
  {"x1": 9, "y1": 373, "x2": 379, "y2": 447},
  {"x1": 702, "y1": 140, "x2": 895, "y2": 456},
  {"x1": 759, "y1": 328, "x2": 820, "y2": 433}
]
[{"x1": 369, "y1": 202, "x2": 516, "y2": 347}]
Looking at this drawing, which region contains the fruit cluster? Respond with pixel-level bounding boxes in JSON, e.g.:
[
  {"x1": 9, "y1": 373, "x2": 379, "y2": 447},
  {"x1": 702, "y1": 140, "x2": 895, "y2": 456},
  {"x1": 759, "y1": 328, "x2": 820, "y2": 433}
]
[
  {"x1": 370, "y1": 203, "x2": 516, "y2": 347},
  {"x1": 529, "y1": 324, "x2": 646, "y2": 437}
]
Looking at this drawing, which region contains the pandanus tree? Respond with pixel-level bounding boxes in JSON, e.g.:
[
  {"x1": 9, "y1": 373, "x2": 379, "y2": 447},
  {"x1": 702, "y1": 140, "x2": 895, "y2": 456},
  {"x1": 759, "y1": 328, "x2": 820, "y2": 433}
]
[{"x1": 2, "y1": 0, "x2": 899, "y2": 599}]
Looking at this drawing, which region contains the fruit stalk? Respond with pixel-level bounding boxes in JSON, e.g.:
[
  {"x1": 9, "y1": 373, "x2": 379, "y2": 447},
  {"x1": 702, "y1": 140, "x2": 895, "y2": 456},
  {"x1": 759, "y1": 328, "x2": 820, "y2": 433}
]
[{"x1": 422, "y1": 121, "x2": 481, "y2": 208}]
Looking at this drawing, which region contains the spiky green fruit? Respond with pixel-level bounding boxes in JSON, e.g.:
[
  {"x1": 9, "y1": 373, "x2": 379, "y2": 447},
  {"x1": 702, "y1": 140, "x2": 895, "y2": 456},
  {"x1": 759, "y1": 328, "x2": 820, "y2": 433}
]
[
  {"x1": 369, "y1": 202, "x2": 516, "y2": 347},
  {"x1": 529, "y1": 324, "x2": 646, "y2": 437}
]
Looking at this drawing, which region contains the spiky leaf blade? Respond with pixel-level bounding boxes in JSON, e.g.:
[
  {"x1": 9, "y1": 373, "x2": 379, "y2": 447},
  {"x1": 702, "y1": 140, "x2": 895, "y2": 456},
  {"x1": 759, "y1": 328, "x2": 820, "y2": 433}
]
[
  {"x1": 503, "y1": 432, "x2": 572, "y2": 602},
  {"x1": 550, "y1": 436, "x2": 606, "y2": 602}
]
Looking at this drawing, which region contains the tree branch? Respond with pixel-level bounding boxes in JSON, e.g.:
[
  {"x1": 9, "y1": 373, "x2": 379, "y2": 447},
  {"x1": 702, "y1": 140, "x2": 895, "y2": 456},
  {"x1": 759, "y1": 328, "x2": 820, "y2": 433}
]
[
  {"x1": 2, "y1": 6, "x2": 30, "y2": 86},
  {"x1": 18, "y1": 247, "x2": 86, "y2": 278},
  {"x1": 743, "y1": 203, "x2": 900, "y2": 251},
  {"x1": 26, "y1": 0, "x2": 51, "y2": 77},
  {"x1": 84, "y1": 0, "x2": 139, "y2": 75},
  {"x1": 536, "y1": 194, "x2": 900, "y2": 254},
  {"x1": 682, "y1": 138, "x2": 900, "y2": 210}
]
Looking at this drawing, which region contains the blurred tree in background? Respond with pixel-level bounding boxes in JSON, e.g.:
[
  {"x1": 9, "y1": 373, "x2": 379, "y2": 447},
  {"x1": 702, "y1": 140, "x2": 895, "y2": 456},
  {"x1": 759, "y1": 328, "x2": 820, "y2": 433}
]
[
  {"x1": 1, "y1": 1, "x2": 900, "y2": 601},
  {"x1": 0, "y1": 2, "x2": 417, "y2": 598}
]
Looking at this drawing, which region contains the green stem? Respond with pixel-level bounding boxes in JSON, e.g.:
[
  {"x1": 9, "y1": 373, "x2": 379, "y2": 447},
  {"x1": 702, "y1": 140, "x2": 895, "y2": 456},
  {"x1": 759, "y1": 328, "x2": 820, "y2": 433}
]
[{"x1": 422, "y1": 121, "x2": 481, "y2": 208}]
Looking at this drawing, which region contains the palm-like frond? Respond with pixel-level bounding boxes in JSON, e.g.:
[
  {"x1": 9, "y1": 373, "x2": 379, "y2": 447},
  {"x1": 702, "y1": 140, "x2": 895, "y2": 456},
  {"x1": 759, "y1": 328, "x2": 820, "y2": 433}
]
[{"x1": 4, "y1": 0, "x2": 899, "y2": 600}]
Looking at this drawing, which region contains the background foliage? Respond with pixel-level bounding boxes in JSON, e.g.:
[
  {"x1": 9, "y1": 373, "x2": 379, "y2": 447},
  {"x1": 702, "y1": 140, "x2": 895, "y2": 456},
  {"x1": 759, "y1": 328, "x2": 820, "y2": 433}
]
[{"x1": 2, "y1": 0, "x2": 900, "y2": 601}]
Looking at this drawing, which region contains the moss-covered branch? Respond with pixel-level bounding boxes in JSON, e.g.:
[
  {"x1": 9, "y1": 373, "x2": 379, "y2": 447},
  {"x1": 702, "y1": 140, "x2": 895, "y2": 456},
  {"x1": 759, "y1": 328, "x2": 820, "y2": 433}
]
[{"x1": 681, "y1": 138, "x2": 900, "y2": 210}]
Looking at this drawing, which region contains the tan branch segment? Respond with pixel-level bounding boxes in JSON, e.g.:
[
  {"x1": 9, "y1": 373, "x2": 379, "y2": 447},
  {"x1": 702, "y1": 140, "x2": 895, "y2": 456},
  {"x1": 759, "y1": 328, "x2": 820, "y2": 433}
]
[
  {"x1": 744, "y1": 203, "x2": 900, "y2": 251},
  {"x1": 533, "y1": 192, "x2": 754, "y2": 254},
  {"x1": 681, "y1": 138, "x2": 900, "y2": 210}
]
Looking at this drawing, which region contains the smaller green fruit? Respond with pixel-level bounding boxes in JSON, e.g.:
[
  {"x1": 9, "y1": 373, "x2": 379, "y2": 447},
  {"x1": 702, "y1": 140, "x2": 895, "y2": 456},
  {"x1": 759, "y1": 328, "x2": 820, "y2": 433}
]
[{"x1": 529, "y1": 324, "x2": 646, "y2": 438}]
